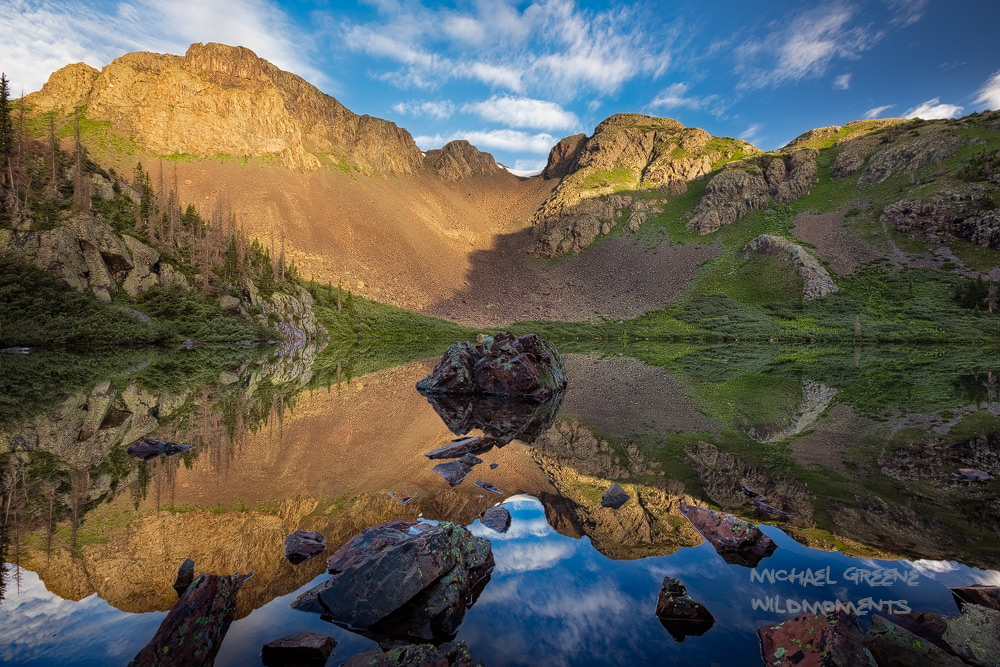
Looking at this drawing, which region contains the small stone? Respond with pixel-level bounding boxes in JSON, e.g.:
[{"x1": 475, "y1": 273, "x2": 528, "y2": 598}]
[
  {"x1": 601, "y1": 484, "x2": 629, "y2": 509},
  {"x1": 284, "y1": 530, "x2": 326, "y2": 565},
  {"x1": 262, "y1": 631, "x2": 337, "y2": 665},
  {"x1": 475, "y1": 480, "x2": 502, "y2": 494},
  {"x1": 481, "y1": 506, "x2": 511, "y2": 533},
  {"x1": 425, "y1": 435, "x2": 497, "y2": 459},
  {"x1": 459, "y1": 453, "x2": 483, "y2": 466},
  {"x1": 489, "y1": 463, "x2": 500, "y2": 470}
]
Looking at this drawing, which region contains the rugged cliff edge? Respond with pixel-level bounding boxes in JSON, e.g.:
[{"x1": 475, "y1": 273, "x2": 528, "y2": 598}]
[{"x1": 26, "y1": 43, "x2": 423, "y2": 174}]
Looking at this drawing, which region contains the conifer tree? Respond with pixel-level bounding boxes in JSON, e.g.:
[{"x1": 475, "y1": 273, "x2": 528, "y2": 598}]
[{"x1": 0, "y1": 73, "x2": 12, "y2": 186}]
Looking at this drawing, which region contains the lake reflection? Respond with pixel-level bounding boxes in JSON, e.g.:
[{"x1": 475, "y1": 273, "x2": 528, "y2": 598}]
[{"x1": 0, "y1": 343, "x2": 998, "y2": 665}]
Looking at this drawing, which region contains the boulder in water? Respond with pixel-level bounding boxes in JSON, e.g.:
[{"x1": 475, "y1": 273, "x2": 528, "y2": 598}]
[
  {"x1": 284, "y1": 530, "x2": 327, "y2": 565},
  {"x1": 680, "y1": 503, "x2": 776, "y2": 567},
  {"x1": 654, "y1": 576, "x2": 714, "y2": 642}
]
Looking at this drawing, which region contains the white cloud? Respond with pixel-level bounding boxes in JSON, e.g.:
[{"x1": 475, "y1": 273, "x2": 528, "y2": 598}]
[
  {"x1": 463, "y1": 95, "x2": 579, "y2": 131},
  {"x1": 974, "y1": 69, "x2": 1000, "y2": 110},
  {"x1": 391, "y1": 100, "x2": 455, "y2": 120},
  {"x1": 0, "y1": 0, "x2": 326, "y2": 94},
  {"x1": 648, "y1": 82, "x2": 728, "y2": 117},
  {"x1": 414, "y1": 129, "x2": 556, "y2": 154},
  {"x1": 904, "y1": 97, "x2": 964, "y2": 119},
  {"x1": 736, "y1": 5, "x2": 881, "y2": 89},
  {"x1": 885, "y1": 0, "x2": 930, "y2": 27},
  {"x1": 864, "y1": 104, "x2": 896, "y2": 119},
  {"x1": 334, "y1": 0, "x2": 672, "y2": 100},
  {"x1": 741, "y1": 123, "x2": 764, "y2": 145},
  {"x1": 833, "y1": 73, "x2": 852, "y2": 90}
]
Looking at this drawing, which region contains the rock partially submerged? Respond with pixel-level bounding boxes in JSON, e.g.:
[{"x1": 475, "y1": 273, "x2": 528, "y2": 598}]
[
  {"x1": 951, "y1": 585, "x2": 1000, "y2": 611},
  {"x1": 757, "y1": 610, "x2": 869, "y2": 666},
  {"x1": 433, "y1": 460, "x2": 475, "y2": 487},
  {"x1": 481, "y1": 506, "x2": 511, "y2": 533},
  {"x1": 865, "y1": 615, "x2": 964, "y2": 667},
  {"x1": 292, "y1": 520, "x2": 493, "y2": 641},
  {"x1": 126, "y1": 437, "x2": 194, "y2": 461},
  {"x1": 680, "y1": 503, "x2": 777, "y2": 567},
  {"x1": 341, "y1": 640, "x2": 481, "y2": 667},
  {"x1": 654, "y1": 576, "x2": 714, "y2": 642},
  {"x1": 262, "y1": 632, "x2": 337, "y2": 666},
  {"x1": 601, "y1": 483, "x2": 630, "y2": 509},
  {"x1": 172, "y1": 558, "x2": 194, "y2": 597},
  {"x1": 422, "y1": 391, "x2": 563, "y2": 445},
  {"x1": 425, "y1": 435, "x2": 498, "y2": 459},
  {"x1": 417, "y1": 333, "x2": 567, "y2": 399},
  {"x1": 129, "y1": 572, "x2": 252, "y2": 667},
  {"x1": 284, "y1": 529, "x2": 326, "y2": 565}
]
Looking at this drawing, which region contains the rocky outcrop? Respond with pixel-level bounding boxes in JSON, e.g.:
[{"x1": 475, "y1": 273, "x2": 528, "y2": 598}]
[
  {"x1": 262, "y1": 632, "x2": 337, "y2": 665},
  {"x1": 858, "y1": 126, "x2": 963, "y2": 185},
  {"x1": 879, "y1": 432, "x2": 1000, "y2": 485},
  {"x1": 882, "y1": 191, "x2": 1000, "y2": 249},
  {"x1": 741, "y1": 235, "x2": 838, "y2": 299},
  {"x1": 292, "y1": 520, "x2": 493, "y2": 641},
  {"x1": 342, "y1": 641, "x2": 481, "y2": 667},
  {"x1": 542, "y1": 133, "x2": 587, "y2": 180},
  {"x1": 425, "y1": 140, "x2": 501, "y2": 181},
  {"x1": 417, "y1": 333, "x2": 567, "y2": 399},
  {"x1": 531, "y1": 114, "x2": 758, "y2": 256},
  {"x1": 745, "y1": 380, "x2": 838, "y2": 442},
  {"x1": 26, "y1": 43, "x2": 424, "y2": 174},
  {"x1": 687, "y1": 150, "x2": 818, "y2": 234}
]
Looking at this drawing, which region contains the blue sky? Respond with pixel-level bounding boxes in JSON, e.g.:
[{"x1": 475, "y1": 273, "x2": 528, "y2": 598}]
[{"x1": 2, "y1": 0, "x2": 999, "y2": 175}]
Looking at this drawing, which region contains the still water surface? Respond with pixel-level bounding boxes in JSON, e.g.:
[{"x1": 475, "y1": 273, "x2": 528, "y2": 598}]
[{"x1": 0, "y1": 343, "x2": 997, "y2": 665}]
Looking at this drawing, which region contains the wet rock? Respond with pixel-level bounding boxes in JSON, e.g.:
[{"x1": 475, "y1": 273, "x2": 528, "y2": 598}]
[
  {"x1": 341, "y1": 640, "x2": 481, "y2": 667},
  {"x1": 865, "y1": 615, "x2": 964, "y2": 667},
  {"x1": 601, "y1": 483, "x2": 630, "y2": 509},
  {"x1": 680, "y1": 503, "x2": 777, "y2": 567},
  {"x1": 172, "y1": 558, "x2": 194, "y2": 597},
  {"x1": 433, "y1": 460, "x2": 474, "y2": 487},
  {"x1": 129, "y1": 572, "x2": 252, "y2": 667},
  {"x1": 459, "y1": 453, "x2": 483, "y2": 466},
  {"x1": 474, "y1": 481, "x2": 502, "y2": 495},
  {"x1": 422, "y1": 391, "x2": 563, "y2": 445},
  {"x1": 954, "y1": 468, "x2": 993, "y2": 483},
  {"x1": 757, "y1": 610, "x2": 870, "y2": 666},
  {"x1": 261, "y1": 632, "x2": 337, "y2": 666},
  {"x1": 425, "y1": 435, "x2": 498, "y2": 459},
  {"x1": 284, "y1": 530, "x2": 327, "y2": 565},
  {"x1": 182, "y1": 339, "x2": 200, "y2": 350},
  {"x1": 0, "y1": 347, "x2": 31, "y2": 354},
  {"x1": 951, "y1": 585, "x2": 1000, "y2": 611},
  {"x1": 292, "y1": 520, "x2": 493, "y2": 641},
  {"x1": 887, "y1": 610, "x2": 951, "y2": 651},
  {"x1": 481, "y1": 506, "x2": 511, "y2": 533},
  {"x1": 654, "y1": 576, "x2": 714, "y2": 642},
  {"x1": 942, "y1": 603, "x2": 1000, "y2": 666},
  {"x1": 126, "y1": 437, "x2": 194, "y2": 461},
  {"x1": 417, "y1": 333, "x2": 567, "y2": 399}
]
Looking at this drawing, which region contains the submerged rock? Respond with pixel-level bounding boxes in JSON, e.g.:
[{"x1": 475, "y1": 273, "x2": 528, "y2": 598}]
[
  {"x1": 292, "y1": 520, "x2": 493, "y2": 641},
  {"x1": 126, "y1": 437, "x2": 194, "y2": 461},
  {"x1": 654, "y1": 576, "x2": 714, "y2": 642},
  {"x1": 601, "y1": 483, "x2": 630, "y2": 509},
  {"x1": 341, "y1": 640, "x2": 481, "y2": 667},
  {"x1": 757, "y1": 610, "x2": 869, "y2": 666},
  {"x1": 417, "y1": 333, "x2": 567, "y2": 399},
  {"x1": 680, "y1": 503, "x2": 777, "y2": 567},
  {"x1": 284, "y1": 529, "x2": 327, "y2": 565},
  {"x1": 433, "y1": 460, "x2": 475, "y2": 486},
  {"x1": 481, "y1": 506, "x2": 511, "y2": 533},
  {"x1": 262, "y1": 632, "x2": 337, "y2": 666},
  {"x1": 865, "y1": 615, "x2": 964, "y2": 667}
]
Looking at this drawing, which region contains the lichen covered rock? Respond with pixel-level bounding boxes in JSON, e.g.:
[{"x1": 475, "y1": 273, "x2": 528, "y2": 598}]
[
  {"x1": 680, "y1": 503, "x2": 777, "y2": 567},
  {"x1": 742, "y1": 234, "x2": 838, "y2": 299}
]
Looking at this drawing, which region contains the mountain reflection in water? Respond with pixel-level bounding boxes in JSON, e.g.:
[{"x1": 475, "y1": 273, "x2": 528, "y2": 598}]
[{"x1": 0, "y1": 344, "x2": 998, "y2": 665}]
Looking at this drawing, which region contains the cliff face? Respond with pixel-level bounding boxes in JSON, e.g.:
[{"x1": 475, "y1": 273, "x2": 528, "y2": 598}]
[
  {"x1": 530, "y1": 114, "x2": 758, "y2": 256},
  {"x1": 26, "y1": 43, "x2": 424, "y2": 174},
  {"x1": 425, "y1": 140, "x2": 506, "y2": 181}
]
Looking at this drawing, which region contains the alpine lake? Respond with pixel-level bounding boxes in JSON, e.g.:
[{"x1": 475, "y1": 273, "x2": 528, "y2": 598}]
[{"x1": 1, "y1": 339, "x2": 998, "y2": 666}]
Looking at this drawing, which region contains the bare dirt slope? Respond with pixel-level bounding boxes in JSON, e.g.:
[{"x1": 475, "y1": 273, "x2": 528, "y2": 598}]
[{"x1": 791, "y1": 209, "x2": 879, "y2": 275}]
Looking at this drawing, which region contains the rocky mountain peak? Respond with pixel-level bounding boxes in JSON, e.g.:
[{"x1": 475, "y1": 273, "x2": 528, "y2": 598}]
[
  {"x1": 542, "y1": 134, "x2": 587, "y2": 180},
  {"x1": 424, "y1": 140, "x2": 502, "y2": 181},
  {"x1": 184, "y1": 42, "x2": 276, "y2": 82},
  {"x1": 30, "y1": 62, "x2": 99, "y2": 112}
]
